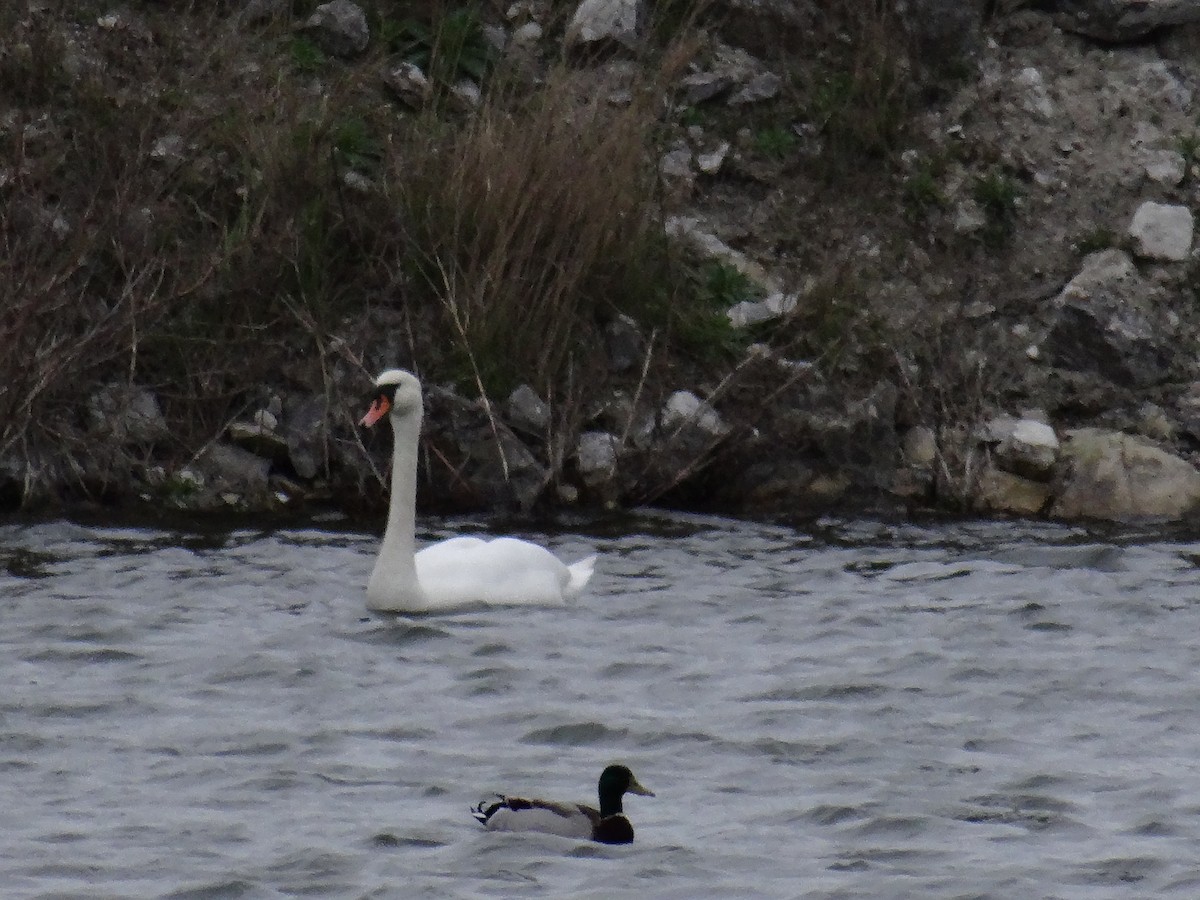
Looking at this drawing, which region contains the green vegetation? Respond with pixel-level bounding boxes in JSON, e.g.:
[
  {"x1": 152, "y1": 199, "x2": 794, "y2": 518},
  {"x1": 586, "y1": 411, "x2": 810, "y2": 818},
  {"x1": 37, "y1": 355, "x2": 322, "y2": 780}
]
[
  {"x1": 1177, "y1": 131, "x2": 1200, "y2": 182},
  {"x1": 1074, "y1": 227, "x2": 1117, "y2": 256},
  {"x1": 381, "y1": 6, "x2": 496, "y2": 91},
  {"x1": 331, "y1": 115, "x2": 385, "y2": 170},
  {"x1": 972, "y1": 169, "x2": 1021, "y2": 245},
  {"x1": 901, "y1": 167, "x2": 945, "y2": 221},
  {"x1": 752, "y1": 126, "x2": 797, "y2": 161},
  {"x1": 794, "y1": 1, "x2": 912, "y2": 173},
  {"x1": 668, "y1": 262, "x2": 759, "y2": 361},
  {"x1": 289, "y1": 35, "x2": 325, "y2": 73}
]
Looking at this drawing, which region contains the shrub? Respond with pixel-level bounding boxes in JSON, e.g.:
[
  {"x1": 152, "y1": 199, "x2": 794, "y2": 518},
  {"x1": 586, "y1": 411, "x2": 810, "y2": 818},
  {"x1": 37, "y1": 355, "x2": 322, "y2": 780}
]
[
  {"x1": 798, "y1": 1, "x2": 913, "y2": 171},
  {"x1": 972, "y1": 168, "x2": 1021, "y2": 245},
  {"x1": 391, "y1": 65, "x2": 679, "y2": 395},
  {"x1": 753, "y1": 125, "x2": 798, "y2": 161}
]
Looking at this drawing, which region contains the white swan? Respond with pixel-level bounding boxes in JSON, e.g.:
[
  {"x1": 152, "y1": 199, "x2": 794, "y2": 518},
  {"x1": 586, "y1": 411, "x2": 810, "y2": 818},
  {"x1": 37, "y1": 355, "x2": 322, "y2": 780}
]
[{"x1": 360, "y1": 369, "x2": 596, "y2": 613}]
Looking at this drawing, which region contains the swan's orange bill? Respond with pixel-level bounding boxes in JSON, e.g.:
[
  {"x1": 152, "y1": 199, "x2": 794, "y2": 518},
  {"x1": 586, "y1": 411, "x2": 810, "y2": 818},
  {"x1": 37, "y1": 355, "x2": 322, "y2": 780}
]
[{"x1": 360, "y1": 396, "x2": 390, "y2": 427}]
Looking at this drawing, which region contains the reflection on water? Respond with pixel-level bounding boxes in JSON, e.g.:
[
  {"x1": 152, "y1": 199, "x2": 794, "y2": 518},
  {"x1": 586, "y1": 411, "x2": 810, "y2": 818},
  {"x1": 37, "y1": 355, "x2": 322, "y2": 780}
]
[{"x1": 2, "y1": 512, "x2": 1200, "y2": 897}]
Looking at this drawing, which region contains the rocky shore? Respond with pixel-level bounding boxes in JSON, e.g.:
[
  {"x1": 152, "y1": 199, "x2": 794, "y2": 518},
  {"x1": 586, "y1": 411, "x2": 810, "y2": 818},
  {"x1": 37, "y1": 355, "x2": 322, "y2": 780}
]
[{"x1": 5, "y1": 0, "x2": 1200, "y2": 524}]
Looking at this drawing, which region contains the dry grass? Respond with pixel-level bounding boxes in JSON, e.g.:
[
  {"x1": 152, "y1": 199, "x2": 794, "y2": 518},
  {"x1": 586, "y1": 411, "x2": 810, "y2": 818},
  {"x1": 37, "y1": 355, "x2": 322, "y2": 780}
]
[{"x1": 392, "y1": 55, "x2": 691, "y2": 396}]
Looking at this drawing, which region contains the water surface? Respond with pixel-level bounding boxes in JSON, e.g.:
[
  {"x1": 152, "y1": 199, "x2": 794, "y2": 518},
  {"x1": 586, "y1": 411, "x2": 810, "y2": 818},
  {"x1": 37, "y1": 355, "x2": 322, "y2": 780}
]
[{"x1": 3, "y1": 513, "x2": 1200, "y2": 898}]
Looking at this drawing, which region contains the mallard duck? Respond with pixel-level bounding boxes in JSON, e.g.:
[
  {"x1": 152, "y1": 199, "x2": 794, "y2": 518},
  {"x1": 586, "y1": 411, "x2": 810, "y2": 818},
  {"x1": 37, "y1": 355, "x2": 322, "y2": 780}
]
[
  {"x1": 359, "y1": 368, "x2": 596, "y2": 613},
  {"x1": 471, "y1": 764, "x2": 654, "y2": 844}
]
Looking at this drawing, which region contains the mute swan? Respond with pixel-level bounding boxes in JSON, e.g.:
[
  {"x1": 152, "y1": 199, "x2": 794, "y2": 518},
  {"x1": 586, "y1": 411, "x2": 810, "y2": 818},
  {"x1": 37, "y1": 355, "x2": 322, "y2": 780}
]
[
  {"x1": 360, "y1": 369, "x2": 596, "y2": 613},
  {"x1": 471, "y1": 764, "x2": 654, "y2": 844}
]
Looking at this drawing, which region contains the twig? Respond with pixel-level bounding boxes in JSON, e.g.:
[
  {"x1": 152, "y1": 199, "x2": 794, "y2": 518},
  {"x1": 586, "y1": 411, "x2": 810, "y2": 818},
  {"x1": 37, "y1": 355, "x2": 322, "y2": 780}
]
[
  {"x1": 616, "y1": 327, "x2": 657, "y2": 452},
  {"x1": 434, "y1": 257, "x2": 512, "y2": 484}
]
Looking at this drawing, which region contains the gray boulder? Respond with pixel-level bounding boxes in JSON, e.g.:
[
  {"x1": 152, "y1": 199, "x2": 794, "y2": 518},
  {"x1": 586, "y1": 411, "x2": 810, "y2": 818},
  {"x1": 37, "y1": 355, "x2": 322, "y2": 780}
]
[
  {"x1": 604, "y1": 314, "x2": 646, "y2": 373},
  {"x1": 506, "y1": 384, "x2": 551, "y2": 436},
  {"x1": 1042, "y1": 249, "x2": 1177, "y2": 387},
  {"x1": 565, "y1": 0, "x2": 640, "y2": 50},
  {"x1": 1052, "y1": 427, "x2": 1200, "y2": 520},
  {"x1": 88, "y1": 384, "x2": 168, "y2": 445},
  {"x1": 196, "y1": 443, "x2": 271, "y2": 497},
  {"x1": 283, "y1": 394, "x2": 329, "y2": 481},
  {"x1": 979, "y1": 415, "x2": 1059, "y2": 480},
  {"x1": 1128, "y1": 200, "x2": 1193, "y2": 262},
  {"x1": 304, "y1": 0, "x2": 369, "y2": 58},
  {"x1": 423, "y1": 386, "x2": 548, "y2": 511},
  {"x1": 576, "y1": 430, "x2": 620, "y2": 488},
  {"x1": 975, "y1": 465, "x2": 1051, "y2": 517},
  {"x1": 384, "y1": 62, "x2": 432, "y2": 108}
]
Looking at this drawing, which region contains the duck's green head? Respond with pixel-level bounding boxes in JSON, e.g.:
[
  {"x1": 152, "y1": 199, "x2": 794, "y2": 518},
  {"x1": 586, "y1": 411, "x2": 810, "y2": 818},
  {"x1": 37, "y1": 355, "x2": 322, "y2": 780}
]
[{"x1": 600, "y1": 764, "x2": 655, "y2": 804}]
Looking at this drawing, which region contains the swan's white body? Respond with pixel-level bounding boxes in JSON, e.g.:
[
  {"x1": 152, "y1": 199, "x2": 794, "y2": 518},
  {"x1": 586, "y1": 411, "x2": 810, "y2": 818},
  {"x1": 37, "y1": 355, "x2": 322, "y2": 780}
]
[{"x1": 363, "y1": 369, "x2": 596, "y2": 613}]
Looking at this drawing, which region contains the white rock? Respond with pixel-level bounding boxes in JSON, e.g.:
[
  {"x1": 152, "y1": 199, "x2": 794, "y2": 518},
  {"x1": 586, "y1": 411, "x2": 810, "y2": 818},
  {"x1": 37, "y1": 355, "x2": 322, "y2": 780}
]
[
  {"x1": 696, "y1": 142, "x2": 730, "y2": 175},
  {"x1": 384, "y1": 62, "x2": 432, "y2": 107},
  {"x1": 341, "y1": 170, "x2": 372, "y2": 193},
  {"x1": 150, "y1": 134, "x2": 184, "y2": 161},
  {"x1": 662, "y1": 391, "x2": 727, "y2": 436},
  {"x1": 1142, "y1": 149, "x2": 1186, "y2": 186},
  {"x1": 980, "y1": 415, "x2": 1059, "y2": 479},
  {"x1": 664, "y1": 216, "x2": 781, "y2": 294},
  {"x1": 953, "y1": 199, "x2": 987, "y2": 235},
  {"x1": 304, "y1": 0, "x2": 369, "y2": 58},
  {"x1": 1129, "y1": 201, "x2": 1193, "y2": 261},
  {"x1": 507, "y1": 384, "x2": 551, "y2": 433},
  {"x1": 659, "y1": 147, "x2": 693, "y2": 179},
  {"x1": 511, "y1": 21, "x2": 542, "y2": 45},
  {"x1": 177, "y1": 468, "x2": 204, "y2": 489},
  {"x1": 728, "y1": 71, "x2": 782, "y2": 106},
  {"x1": 253, "y1": 409, "x2": 278, "y2": 431},
  {"x1": 727, "y1": 292, "x2": 797, "y2": 328},
  {"x1": 678, "y1": 71, "x2": 734, "y2": 105},
  {"x1": 1014, "y1": 67, "x2": 1055, "y2": 119},
  {"x1": 1011, "y1": 418, "x2": 1058, "y2": 449},
  {"x1": 576, "y1": 431, "x2": 619, "y2": 486},
  {"x1": 1057, "y1": 248, "x2": 1136, "y2": 302},
  {"x1": 565, "y1": 0, "x2": 639, "y2": 49},
  {"x1": 451, "y1": 79, "x2": 481, "y2": 108}
]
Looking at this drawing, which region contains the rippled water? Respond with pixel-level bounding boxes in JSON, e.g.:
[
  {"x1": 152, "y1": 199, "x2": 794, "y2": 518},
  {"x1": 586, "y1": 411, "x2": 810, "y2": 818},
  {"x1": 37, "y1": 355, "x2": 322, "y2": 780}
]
[{"x1": 3, "y1": 512, "x2": 1200, "y2": 898}]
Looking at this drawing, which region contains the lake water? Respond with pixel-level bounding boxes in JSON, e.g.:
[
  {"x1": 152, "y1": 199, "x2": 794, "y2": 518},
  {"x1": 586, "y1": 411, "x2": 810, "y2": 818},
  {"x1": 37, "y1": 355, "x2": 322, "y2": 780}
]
[{"x1": 3, "y1": 512, "x2": 1200, "y2": 898}]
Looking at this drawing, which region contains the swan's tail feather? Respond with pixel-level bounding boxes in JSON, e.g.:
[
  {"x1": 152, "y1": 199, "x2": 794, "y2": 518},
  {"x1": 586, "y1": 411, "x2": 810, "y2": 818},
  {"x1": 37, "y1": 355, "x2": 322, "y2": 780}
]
[{"x1": 565, "y1": 555, "x2": 597, "y2": 597}]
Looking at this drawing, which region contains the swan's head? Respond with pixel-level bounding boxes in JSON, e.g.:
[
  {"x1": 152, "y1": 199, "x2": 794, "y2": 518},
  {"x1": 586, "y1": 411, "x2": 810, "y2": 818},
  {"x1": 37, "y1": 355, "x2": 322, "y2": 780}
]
[{"x1": 360, "y1": 368, "x2": 423, "y2": 427}]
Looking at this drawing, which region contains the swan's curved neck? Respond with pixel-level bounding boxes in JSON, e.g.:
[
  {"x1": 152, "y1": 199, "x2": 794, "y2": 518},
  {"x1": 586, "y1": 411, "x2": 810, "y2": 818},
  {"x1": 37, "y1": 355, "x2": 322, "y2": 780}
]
[{"x1": 368, "y1": 405, "x2": 426, "y2": 609}]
